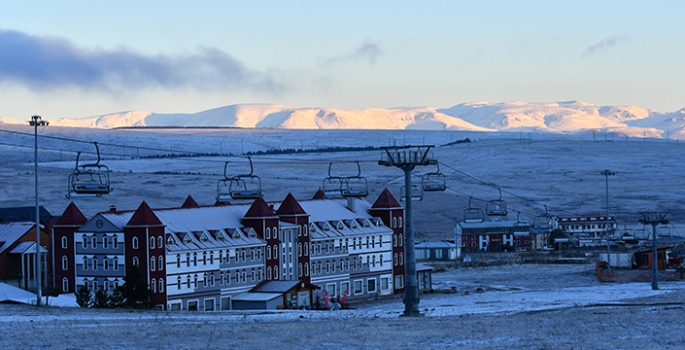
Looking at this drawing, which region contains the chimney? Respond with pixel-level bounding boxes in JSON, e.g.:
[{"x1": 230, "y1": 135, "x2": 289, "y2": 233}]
[
  {"x1": 109, "y1": 205, "x2": 117, "y2": 212},
  {"x1": 347, "y1": 197, "x2": 356, "y2": 213}
]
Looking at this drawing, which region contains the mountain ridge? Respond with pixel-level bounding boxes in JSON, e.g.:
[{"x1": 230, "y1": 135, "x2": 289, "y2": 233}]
[{"x1": 3, "y1": 101, "x2": 685, "y2": 138}]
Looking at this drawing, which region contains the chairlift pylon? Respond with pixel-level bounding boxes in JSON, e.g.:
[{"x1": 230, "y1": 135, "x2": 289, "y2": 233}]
[
  {"x1": 421, "y1": 161, "x2": 447, "y2": 192},
  {"x1": 486, "y1": 188, "x2": 507, "y2": 217},
  {"x1": 66, "y1": 142, "x2": 112, "y2": 198},
  {"x1": 463, "y1": 196, "x2": 485, "y2": 222},
  {"x1": 216, "y1": 157, "x2": 262, "y2": 201}
]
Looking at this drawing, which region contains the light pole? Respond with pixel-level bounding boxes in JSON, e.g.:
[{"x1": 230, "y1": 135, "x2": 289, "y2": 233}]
[
  {"x1": 639, "y1": 212, "x2": 668, "y2": 290},
  {"x1": 601, "y1": 170, "x2": 615, "y2": 274},
  {"x1": 29, "y1": 115, "x2": 48, "y2": 306}
]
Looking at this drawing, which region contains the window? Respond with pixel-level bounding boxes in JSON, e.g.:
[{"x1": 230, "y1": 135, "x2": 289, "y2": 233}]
[
  {"x1": 399, "y1": 234, "x2": 403, "y2": 246},
  {"x1": 114, "y1": 257, "x2": 119, "y2": 270},
  {"x1": 150, "y1": 257, "x2": 156, "y2": 271},
  {"x1": 204, "y1": 299, "x2": 214, "y2": 312},
  {"x1": 241, "y1": 249, "x2": 246, "y2": 262},
  {"x1": 93, "y1": 259, "x2": 98, "y2": 271},
  {"x1": 354, "y1": 280, "x2": 363, "y2": 294},
  {"x1": 226, "y1": 270, "x2": 231, "y2": 285},
  {"x1": 381, "y1": 277, "x2": 389, "y2": 290},
  {"x1": 267, "y1": 246, "x2": 272, "y2": 260},
  {"x1": 203, "y1": 274, "x2": 208, "y2": 287},
  {"x1": 258, "y1": 268, "x2": 263, "y2": 280},
  {"x1": 304, "y1": 243, "x2": 308, "y2": 256},
  {"x1": 62, "y1": 277, "x2": 69, "y2": 292},
  {"x1": 188, "y1": 300, "x2": 198, "y2": 311},
  {"x1": 177, "y1": 276, "x2": 182, "y2": 290},
  {"x1": 341, "y1": 282, "x2": 350, "y2": 297},
  {"x1": 210, "y1": 273, "x2": 215, "y2": 286},
  {"x1": 393, "y1": 217, "x2": 397, "y2": 228},
  {"x1": 298, "y1": 243, "x2": 302, "y2": 257},
  {"x1": 266, "y1": 228, "x2": 271, "y2": 239},
  {"x1": 273, "y1": 227, "x2": 278, "y2": 239},
  {"x1": 298, "y1": 263, "x2": 303, "y2": 277},
  {"x1": 394, "y1": 253, "x2": 398, "y2": 266},
  {"x1": 186, "y1": 253, "x2": 190, "y2": 266},
  {"x1": 159, "y1": 256, "x2": 164, "y2": 271},
  {"x1": 133, "y1": 256, "x2": 139, "y2": 266},
  {"x1": 273, "y1": 246, "x2": 278, "y2": 258},
  {"x1": 267, "y1": 266, "x2": 272, "y2": 280},
  {"x1": 62, "y1": 256, "x2": 68, "y2": 270},
  {"x1": 83, "y1": 235, "x2": 87, "y2": 249},
  {"x1": 395, "y1": 275, "x2": 404, "y2": 289},
  {"x1": 177, "y1": 254, "x2": 181, "y2": 268},
  {"x1": 250, "y1": 249, "x2": 255, "y2": 261},
  {"x1": 104, "y1": 259, "x2": 109, "y2": 270},
  {"x1": 274, "y1": 266, "x2": 279, "y2": 279},
  {"x1": 241, "y1": 270, "x2": 247, "y2": 283},
  {"x1": 151, "y1": 279, "x2": 157, "y2": 293},
  {"x1": 150, "y1": 237, "x2": 155, "y2": 249},
  {"x1": 91, "y1": 236, "x2": 97, "y2": 249},
  {"x1": 158, "y1": 236, "x2": 163, "y2": 249},
  {"x1": 62, "y1": 236, "x2": 68, "y2": 249},
  {"x1": 345, "y1": 238, "x2": 349, "y2": 251},
  {"x1": 257, "y1": 248, "x2": 261, "y2": 260},
  {"x1": 132, "y1": 237, "x2": 139, "y2": 249},
  {"x1": 380, "y1": 254, "x2": 384, "y2": 266},
  {"x1": 103, "y1": 235, "x2": 109, "y2": 249},
  {"x1": 113, "y1": 235, "x2": 118, "y2": 248},
  {"x1": 327, "y1": 283, "x2": 336, "y2": 297},
  {"x1": 92, "y1": 280, "x2": 98, "y2": 291},
  {"x1": 367, "y1": 278, "x2": 376, "y2": 293},
  {"x1": 345, "y1": 258, "x2": 349, "y2": 271},
  {"x1": 399, "y1": 253, "x2": 404, "y2": 265},
  {"x1": 399, "y1": 217, "x2": 403, "y2": 228},
  {"x1": 393, "y1": 235, "x2": 397, "y2": 247},
  {"x1": 203, "y1": 252, "x2": 207, "y2": 265},
  {"x1": 305, "y1": 263, "x2": 309, "y2": 276},
  {"x1": 251, "y1": 269, "x2": 256, "y2": 282},
  {"x1": 234, "y1": 271, "x2": 239, "y2": 284},
  {"x1": 159, "y1": 279, "x2": 164, "y2": 293},
  {"x1": 193, "y1": 253, "x2": 197, "y2": 266},
  {"x1": 353, "y1": 258, "x2": 357, "y2": 270},
  {"x1": 378, "y1": 235, "x2": 383, "y2": 247}
]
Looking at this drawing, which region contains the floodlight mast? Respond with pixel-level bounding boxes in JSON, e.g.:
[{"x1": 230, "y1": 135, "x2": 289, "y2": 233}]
[
  {"x1": 639, "y1": 211, "x2": 668, "y2": 290},
  {"x1": 29, "y1": 115, "x2": 48, "y2": 306},
  {"x1": 379, "y1": 145, "x2": 437, "y2": 316},
  {"x1": 601, "y1": 170, "x2": 615, "y2": 278}
]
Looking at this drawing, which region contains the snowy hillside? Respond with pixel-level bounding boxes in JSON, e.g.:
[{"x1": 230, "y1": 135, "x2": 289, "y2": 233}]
[{"x1": 4, "y1": 101, "x2": 685, "y2": 137}]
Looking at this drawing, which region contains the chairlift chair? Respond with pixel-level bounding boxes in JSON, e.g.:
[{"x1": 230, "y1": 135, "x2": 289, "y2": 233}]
[
  {"x1": 216, "y1": 158, "x2": 262, "y2": 201},
  {"x1": 340, "y1": 161, "x2": 369, "y2": 197},
  {"x1": 322, "y1": 163, "x2": 344, "y2": 197},
  {"x1": 463, "y1": 196, "x2": 485, "y2": 222},
  {"x1": 66, "y1": 142, "x2": 112, "y2": 198},
  {"x1": 486, "y1": 188, "x2": 507, "y2": 217},
  {"x1": 421, "y1": 162, "x2": 447, "y2": 192},
  {"x1": 400, "y1": 184, "x2": 423, "y2": 201}
]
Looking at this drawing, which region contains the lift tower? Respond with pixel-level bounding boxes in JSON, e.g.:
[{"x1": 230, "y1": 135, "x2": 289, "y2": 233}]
[{"x1": 379, "y1": 145, "x2": 439, "y2": 316}]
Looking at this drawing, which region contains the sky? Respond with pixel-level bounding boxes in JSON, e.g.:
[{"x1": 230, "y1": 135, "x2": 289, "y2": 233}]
[{"x1": 1, "y1": 1, "x2": 684, "y2": 119}]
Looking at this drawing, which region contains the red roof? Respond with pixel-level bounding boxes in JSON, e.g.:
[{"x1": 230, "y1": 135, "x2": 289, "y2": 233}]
[
  {"x1": 275, "y1": 193, "x2": 307, "y2": 216},
  {"x1": 312, "y1": 189, "x2": 326, "y2": 200},
  {"x1": 181, "y1": 195, "x2": 199, "y2": 208},
  {"x1": 371, "y1": 188, "x2": 402, "y2": 209},
  {"x1": 126, "y1": 201, "x2": 163, "y2": 226},
  {"x1": 55, "y1": 202, "x2": 87, "y2": 226},
  {"x1": 244, "y1": 198, "x2": 276, "y2": 218}
]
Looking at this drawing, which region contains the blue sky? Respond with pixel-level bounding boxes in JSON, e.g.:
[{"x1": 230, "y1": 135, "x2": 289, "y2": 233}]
[{"x1": 1, "y1": 1, "x2": 683, "y2": 119}]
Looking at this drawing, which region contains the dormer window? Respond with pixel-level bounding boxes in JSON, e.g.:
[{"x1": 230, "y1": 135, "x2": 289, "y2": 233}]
[
  {"x1": 200, "y1": 232, "x2": 210, "y2": 242},
  {"x1": 337, "y1": 221, "x2": 345, "y2": 230},
  {"x1": 350, "y1": 221, "x2": 358, "y2": 229},
  {"x1": 216, "y1": 231, "x2": 226, "y2": 241},
  {"x1": 323, "y1": 223, "x2": 331, "y2": 231},
  {"x1": 247, "y1": 228, "x2": 257, "y2": 238},
  {"x1": 375, "y1": 218, "x2": 383, "y2": 227},
  {"x1": 232, "y1": 230, "x2": 241, "y2": 239},
  {"x1": 363, "y1": 219, "x2": 371, "y2": 228},
  {"x1": 182, "y1": 233, "x2": 192, "y2": 244},
  {"x1": 166, "y1": 234, "x2": 176, "y2": 245},
  {"x1": 310, "y1": 224, "x2": 317, "y2": 233}
]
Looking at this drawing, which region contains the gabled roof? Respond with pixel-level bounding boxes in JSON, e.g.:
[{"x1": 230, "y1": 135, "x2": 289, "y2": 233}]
[
  {"x1": 55, "y1": 202, "x2": 87, "y2": 226},
  {"x1": 312, "y1": 189, "x2": 326, "y2": 199},
  {"x1": 244, "y1": 198, "x2": 276, "y2": 218},
  {"x1": 275, "y1": 193, "x2": 307, "y2": 216},
  {"x1": 126, "y1": 201, "x2": 163, "y2": 227},
  {"x1": 370, "y1": 188, "x2": 402, "y2": 209},
  {"x1": 0, "y1": 222, "x2": 35, "y2": 255},
  {"x1": 181, "y1": 195, "x2": 199, "y2": 208}
]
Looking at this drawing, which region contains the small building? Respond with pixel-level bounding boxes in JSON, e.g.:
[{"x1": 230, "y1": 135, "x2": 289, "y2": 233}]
[
  {"x1": 237, "y1": 280, "x2": 320, "y2": 310},
  {"x1": 416, "y1": 263, "x2": 433, "y2": 293},
  {"x1": 415, "y1": 241, "x2": 458, "y2": 261},
  {"x1": 231, "y1": 292, "x2": 282, "y2": 310},
  {"x1": 0, "y1": 221, "x2": 49, "y2": 292},
  {"x1": 634, "y1": 247, "x2": 671, "y2": 270}
]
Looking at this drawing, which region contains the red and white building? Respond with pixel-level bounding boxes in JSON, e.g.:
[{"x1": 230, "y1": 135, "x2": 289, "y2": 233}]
[
  {"x1": 51, "y1": 189, "x2": 409, "y2": 311},
  {"x1": 455, "y1": 218, "x2": 532, "y2": 253}
]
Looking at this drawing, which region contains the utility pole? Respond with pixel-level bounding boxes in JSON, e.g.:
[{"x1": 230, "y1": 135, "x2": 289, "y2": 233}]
[
  {"x1": 29, "y1": 115, "x2": 48, "y2": 306},
  {"x1": 379, "y1": 145, "x2": 438, "y2": 316},
  {"x1": 639, "y1": 212, "x2": 668, "y2": 290},
  {"x1": 601, "y1": 170, "x2": 615, "y2": 276}
]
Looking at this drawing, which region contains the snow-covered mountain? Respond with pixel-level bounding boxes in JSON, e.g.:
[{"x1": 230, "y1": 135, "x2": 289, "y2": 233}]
[{"x1": 4, "y1": 101, "x2": 685, "y2": 137}]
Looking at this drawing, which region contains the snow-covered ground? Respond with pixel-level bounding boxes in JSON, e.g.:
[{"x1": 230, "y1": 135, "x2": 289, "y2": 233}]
[{"x1": 2, "y1": 264, "x2": 684, "y2": 349}]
